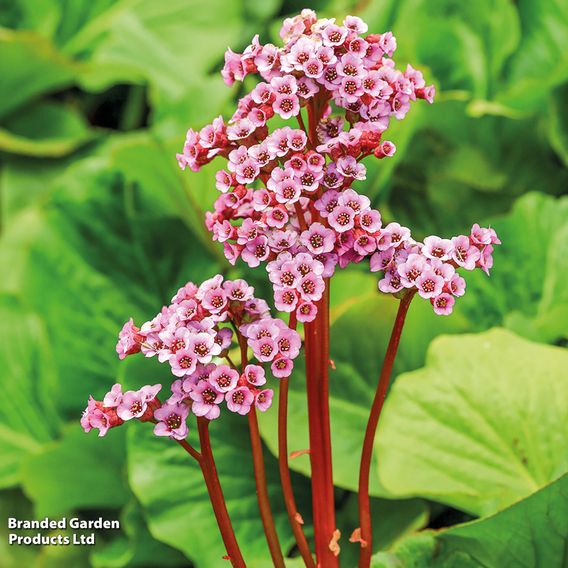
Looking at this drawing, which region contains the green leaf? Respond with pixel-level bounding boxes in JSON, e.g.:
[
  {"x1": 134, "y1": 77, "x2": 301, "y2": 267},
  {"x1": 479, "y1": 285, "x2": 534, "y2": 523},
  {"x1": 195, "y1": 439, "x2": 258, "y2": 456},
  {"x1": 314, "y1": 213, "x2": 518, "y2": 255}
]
[
  {"x1": 0, "y1": 295, "x2": 59, "y2": 488},
  {"x1": 0, "y1": 101, "x2": 96, "y2": 157},
  {"x1": 74, "y1": 0, "x2": 244, "y2": 109},
  {"x1": 496, "y1": 0, "x2": 568, "y2": 111},
  {"x1": 0, "y1": 28, "x2": 75, "y2": 119},
  {"x1": 0, "y1": 155, "x2": 221, "y2": 414},
  {"x1": 259, "y1": 282, "x2": 469, "y2": 496},
  {"x1": 126, "y1": 416, "x2": 307, "y2": 567},
  {"x1": 377, "y1": 328, "x2": 568, "y2": 516},
  {"x1": 336, "y1": 494, "x2": 429, "y2": 566},
  {"x1": 459, "y1": 192, "x2": 568, "y2": 343},
  {"x1": 548, "y1": 83, "x2": 568, "y2": 168},
  {"x1": 20, "y1": 425, "x2": 128, "y2": 517},
  {"x1": 91, "y1": 500, "x2": 188, "y2": 568},
  {"x1": 373, "y1": 473, "x2": 568, "y2": 567}
]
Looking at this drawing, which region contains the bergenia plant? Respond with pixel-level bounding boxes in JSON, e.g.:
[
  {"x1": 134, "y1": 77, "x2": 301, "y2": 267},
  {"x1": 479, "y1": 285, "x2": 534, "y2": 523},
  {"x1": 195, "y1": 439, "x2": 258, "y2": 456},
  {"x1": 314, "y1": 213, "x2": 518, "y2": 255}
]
[{"x1": 82, "y1": 9, "x2": 500, "y2": 568}]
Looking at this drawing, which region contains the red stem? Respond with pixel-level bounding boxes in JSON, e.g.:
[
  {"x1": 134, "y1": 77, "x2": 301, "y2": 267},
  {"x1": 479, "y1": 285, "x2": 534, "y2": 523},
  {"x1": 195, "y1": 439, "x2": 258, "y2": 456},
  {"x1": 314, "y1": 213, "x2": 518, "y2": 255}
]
[
  {"x1": 248, "y1": 408, "x2": 286, "y2": 568},
  {"x1": 304, "y1": 280, "x2": 338, "y2": 567},
  {"x1": 196, "y1": 417, "x2": 246, "y2": 568},
  {"x1": 278, "y1": 313, "x2": 316, "y2": 568},
  {"x1": 357, "y1": 291, "x2": 415, "y2": 568},
  {"x1": 239, "y1": 333, "x2": 286, "y2": 568}
]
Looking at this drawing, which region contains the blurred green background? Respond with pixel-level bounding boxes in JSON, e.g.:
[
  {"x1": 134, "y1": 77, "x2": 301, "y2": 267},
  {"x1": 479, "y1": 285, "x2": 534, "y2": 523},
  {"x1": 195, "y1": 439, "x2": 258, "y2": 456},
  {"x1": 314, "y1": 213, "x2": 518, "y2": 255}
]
[{"x1": 1, "y1": 0, "x2": 567, "y2": 566}]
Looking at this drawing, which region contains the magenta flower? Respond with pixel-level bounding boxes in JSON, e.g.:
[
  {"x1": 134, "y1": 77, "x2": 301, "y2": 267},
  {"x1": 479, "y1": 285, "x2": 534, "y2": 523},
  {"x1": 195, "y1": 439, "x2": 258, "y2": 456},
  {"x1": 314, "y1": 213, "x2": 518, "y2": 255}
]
[
  {"x1": 103, "y1": 384, "x2": 123, "y2": 408},
  {"x1": 271, "y1": 356, "x2": 294, "y2": 378},
  {"x1": 209, "y1": 365, "x2": 240, "y2": 393},
  {"x1": 116, "y1": 318, "x2": 142, "y2": 360},
  {"x1": 255, "y1": 389, "x2": 274, "y2": 412},
  {"x1": 117, "y1": 384, "x2": 161, "y2": 421},
  {"x1": 301, "y1": 223, "x2": 336, "y2": 255},
  {"x1": 422, "y1": 236, "x2": 454, "y2": 261},
  {"x1": 432, "y1": 293, "x2": 455, "y2": 316},
  {"x1": 226, "y1": 387, "x2": 255, "y2": 415},
  {"x1": 154, "y1": 402, "x2": 190, "y2": 440},
  {"x1": 244, "y1": 364, "x2": 266, "y2": 386},
  {"x1": 415, "y1": 270, "x2": 445, "y2": 299},
  {"x1": 170, "y1": 349, "x2": 198, "y2": 377},
  {"x1": 81, "y1": 397, "x2": 123, "y2": 437},
  {"x1": 190, "y1": 381, "x2": 224, "y2": 420}
]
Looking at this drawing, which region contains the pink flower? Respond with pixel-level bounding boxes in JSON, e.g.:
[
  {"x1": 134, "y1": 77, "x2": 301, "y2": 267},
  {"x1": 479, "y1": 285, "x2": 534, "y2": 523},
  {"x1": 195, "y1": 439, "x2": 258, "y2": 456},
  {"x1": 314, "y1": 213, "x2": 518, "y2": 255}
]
[
  {"x1": 190, "y1": 381, "x2": 224, "y2": 420},
  {"x1": 301, "y1": 223, "x2": 336, "y2": 254},
  {"x1": 168, "y1": 378, "x2": 194, "y2": 404},
  {"x1": 322, "y1": 24, "x2": 348, "y2": 47},
  {"x1": 81, "y1": 397, "x2": 122, "y2": 437},
  {"x1": 274, "y1": 288, "x2": 299, "y2": 312},
  {"x1": 298, "y1": 273, "x2": 325, "y2": 302},
  {"x1": 188, "y1": 332, "x2": 222, "y2": 363},
  {"x1": 479, "y1": 244, "x2": 495, "y2": 275},
  {"x1": 328, "y1": 206, "x2": 356, "y2": 233},
  {"x1": 251, "y1": 337, "x2": 278, "y2": 362},
  {"x1": 154, "y1": 402, "x2": 190, "y2": 440},
  {"x1": 117, "y1": 384, "x2": 161, "y2": 421},
  {"x1": 422, "y1": 236, "x2": 454, "y2": 261},
  {"x1": 271, "y1": 356, "x2": 294, "y2": 378},
  {"x1": 415, "y1": 270, "x2": 445, "y2": 299},
  {"x1": 209, "y1": 365, "x2": 240, "y2": 393},
  {"x1": 397, "y1": 253, "x2": 428, "y2": 287},
  {"x1": 116, "y1": 318, "x2": 142, "y2": 360},
  {"x1": 170, "y1": 349, "x2": 198, "y2": 377},
  {"x1": 244, "y1": 364, "x2": 266, "y2": 386},
  {"x1": 255, "y1": 389, "x2": 274, "y2": 411},
  {"x1": 273, "y1": 94, "x2": 300, "y2": 119},
  {"x1": 432, "y1": 293, "x2": 455, "y2": 316},
  {"x1": 449, "y1": 274, "x2": 466, "y2": 297},
  {"x1": 451, "y1": 235, "x2": 480, "y2": 270},
  {"x1": 226, "y1": 387, "x2": 254, "y2": 415},
  {"x1": 103, "y1": 384, "x2": 123, "y2": 408},
  {"x1": 296, "y1": 301, "x2": 317, "y2": 322}
]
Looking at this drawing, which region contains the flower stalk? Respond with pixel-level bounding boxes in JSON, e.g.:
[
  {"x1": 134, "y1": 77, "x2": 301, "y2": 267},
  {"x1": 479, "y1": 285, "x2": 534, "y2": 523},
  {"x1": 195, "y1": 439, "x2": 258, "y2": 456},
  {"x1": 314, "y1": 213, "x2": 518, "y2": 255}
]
[
  {"x1": 305, "y1": 281, "x2": 338, "y2": 567},
  {"x1": 197, "y1": 417, "x2": 246, "y2": 568},
  {"x1": 278, "y1": 313, "x2": 315, "y2": 568},
  {"x1": 357, "y1": 290, "x2": 415, "y2": 568}
]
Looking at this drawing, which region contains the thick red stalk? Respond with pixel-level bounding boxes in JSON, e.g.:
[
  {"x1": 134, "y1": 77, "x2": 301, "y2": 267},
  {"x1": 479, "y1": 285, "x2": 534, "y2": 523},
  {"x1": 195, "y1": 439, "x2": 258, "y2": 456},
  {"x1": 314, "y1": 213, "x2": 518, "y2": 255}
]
[
  {"x1": 357, "y1": 292, "x2": 415, "y2": 568},
  {"x1": 304, "y1": 280, "x2": 338, "y2": 567},
  {"x1": 278, "y1": 313, "x2": 316, "y2": 568},
  {"x1": 196, "y1": 417, "x2": 246, "y2": 568},
  {"x1": 239, "y1": 334, "x2": 286, "y2": 568}
]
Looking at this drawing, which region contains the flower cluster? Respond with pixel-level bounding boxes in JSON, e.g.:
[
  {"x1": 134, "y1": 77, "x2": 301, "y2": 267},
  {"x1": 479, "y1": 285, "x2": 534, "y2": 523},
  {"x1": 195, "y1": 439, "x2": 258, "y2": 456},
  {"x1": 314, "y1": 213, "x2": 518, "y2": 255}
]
[
  {"x1": 177, "y1": 10, "x2": 434, "y2": 322},
  {"x1": 370, "y1": 223, "x2": 501, "y2": 315},
  {"x1": 81, "y1": 383, "x2": 161, "y2": 438},
  {"x1": 82, "y1": 277, "x2": 301, "y2": 439}
]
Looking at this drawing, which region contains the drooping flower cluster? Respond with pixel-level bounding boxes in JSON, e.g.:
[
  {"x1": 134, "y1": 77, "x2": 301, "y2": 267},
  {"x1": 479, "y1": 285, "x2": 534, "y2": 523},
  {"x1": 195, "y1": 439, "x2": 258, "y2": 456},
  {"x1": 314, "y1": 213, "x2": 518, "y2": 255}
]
[
  {"x1": 370, "y1": 223, "x2": 501, "y2": 315},
  {"x1": 82, "y1": 277, "x2": 301, "y2": 439},
  {"x1": 177, "y1": 10, "x2": 435, "y2": 321}
]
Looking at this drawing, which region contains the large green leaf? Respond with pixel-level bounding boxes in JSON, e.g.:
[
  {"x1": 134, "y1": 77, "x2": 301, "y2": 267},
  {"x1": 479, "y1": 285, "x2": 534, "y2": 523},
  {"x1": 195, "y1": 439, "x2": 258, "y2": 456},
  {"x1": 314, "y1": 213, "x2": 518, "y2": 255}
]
[
  {"x1": 0, "y1": 155, "x2": 220, "y2": 414},
  {"x1": 496, "y1": 0, "x2": 568, "y2": 111},
  {"x1": 91, "y1": 500, "x2": 188, "y2": 568},
  {"x1": 20, "y1": 425, "x2": 129, "y2": 517},
  {"x1": 73, "y1": 0, "x2": 244, "y2": 107},
  {"x1": 259, "y1": 281, "x2": 469, "y2": 496},
  {"x1": 0, "y1": 28, "x2": 76, "y2": 119},
  {"x1": 127, "y1": 417, "x2": 305, "y2": 567},
  {"x1": 0, "y1": 295, "x2": 60, "y2": 488},
  {"x1": 377, "y1": 328, "x2": 568, "y2": 516},
  {"x1": 373, "y1": 473, "x2": 568, "y2": 567},
  {"x1": 336, "y1": 494, "x2": 429, "y2": 566},
  {"x1": 0, "y1": 101, "x2": 96, "y2": 157},
  {"x1": 458, "y1": 192, "x2": 568, "y2": 343}
]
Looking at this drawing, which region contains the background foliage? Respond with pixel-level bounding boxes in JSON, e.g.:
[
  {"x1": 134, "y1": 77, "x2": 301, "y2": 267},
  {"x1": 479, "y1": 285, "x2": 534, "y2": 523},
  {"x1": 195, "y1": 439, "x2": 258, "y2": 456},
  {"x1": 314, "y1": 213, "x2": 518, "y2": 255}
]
[{"x1": 0, "y1": 0, "x2": 567, "y2": 566}]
